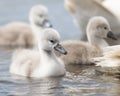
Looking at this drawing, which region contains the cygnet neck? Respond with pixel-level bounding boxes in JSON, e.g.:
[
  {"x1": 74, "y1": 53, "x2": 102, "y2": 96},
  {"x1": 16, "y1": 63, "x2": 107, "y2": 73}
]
[
  {"x1": 38, "y1": 42, "x2": 57, "y2": 67},
  {"x1": 87, "y1": 31, "x2": 109, "y2": 48},
  {"x1": 31, "y1": 22, "x2": 44, "y2": 37},
  {"x1": 30, "y1": 22, "x2": 44, "y2": 49}
]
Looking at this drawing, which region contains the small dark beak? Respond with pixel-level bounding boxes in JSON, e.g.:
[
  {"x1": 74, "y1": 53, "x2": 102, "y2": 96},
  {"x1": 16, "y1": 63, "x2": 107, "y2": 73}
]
[
  {"x1": 107, "y1": 31, "x2": 117, "y2": 40},
  {"x1": 43, "y1": 19, "x2": 53, "y2": 28},
  {"x1": 54, "y1": 43, "x2": 67, "y2": 55}
]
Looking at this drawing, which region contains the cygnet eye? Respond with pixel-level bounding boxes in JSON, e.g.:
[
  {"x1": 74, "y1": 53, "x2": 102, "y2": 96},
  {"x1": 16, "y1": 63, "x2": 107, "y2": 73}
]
[
  {"x1": 104, "y1": 27, "x2": 107, "y2": 30},
  {"x1": 50, "y1": 40, "x2": 55, "y2": 44},
  {"x1": 39, "y1": 14, "x2": 44, "y2": 18}
]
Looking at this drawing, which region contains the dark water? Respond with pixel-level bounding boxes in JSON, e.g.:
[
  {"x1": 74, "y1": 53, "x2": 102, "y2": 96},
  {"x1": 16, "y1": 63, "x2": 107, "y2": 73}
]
[{"x1": 0, "y1": 0, "x2": 120, "y2": 96}]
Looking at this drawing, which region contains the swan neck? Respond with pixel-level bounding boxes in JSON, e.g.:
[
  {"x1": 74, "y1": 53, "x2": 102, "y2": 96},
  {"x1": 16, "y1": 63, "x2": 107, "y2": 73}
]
[
  {"x1": 87, "y1": 34, "x2": 108, "y2": 48},
  {"x1": 38, "y1": 44, "x2": 55, "y2": 59},
  {"x1": 30, "y1": 23, "x2": 44, "y2": 48}
]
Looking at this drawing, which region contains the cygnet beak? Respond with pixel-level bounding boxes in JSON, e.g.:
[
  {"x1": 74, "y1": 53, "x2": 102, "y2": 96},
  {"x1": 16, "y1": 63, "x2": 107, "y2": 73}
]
[
  {"x1": 107, "y1": 31, "x2": 117, "y2": 40},
  {"x1": 43, "y1": 19, "x2": 53, "y2": 28},
  {"x1": 54, "y1": 43, "x2": 67, "y2": 55}
]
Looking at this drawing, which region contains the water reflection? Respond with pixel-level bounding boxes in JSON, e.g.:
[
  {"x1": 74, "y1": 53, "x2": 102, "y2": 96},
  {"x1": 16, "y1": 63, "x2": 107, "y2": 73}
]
[
  {"x1": 0, "y1": 50, "x2": 120, "y2": 96},
  {"x1": 8, "y1": 76, "x2": 64, "y2": 96}
]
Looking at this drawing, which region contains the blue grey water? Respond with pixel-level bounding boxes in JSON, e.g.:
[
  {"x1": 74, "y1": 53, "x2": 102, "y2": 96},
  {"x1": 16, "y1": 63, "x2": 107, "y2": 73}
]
[{"x1": 0, "y1": 0, "x2": 120, "y2": 96}]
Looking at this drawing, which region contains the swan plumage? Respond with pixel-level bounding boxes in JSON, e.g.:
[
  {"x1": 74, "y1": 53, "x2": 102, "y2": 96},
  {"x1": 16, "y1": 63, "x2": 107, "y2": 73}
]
[{"x1": 10, "y1": 28, "x2": 67, "y2": 78}]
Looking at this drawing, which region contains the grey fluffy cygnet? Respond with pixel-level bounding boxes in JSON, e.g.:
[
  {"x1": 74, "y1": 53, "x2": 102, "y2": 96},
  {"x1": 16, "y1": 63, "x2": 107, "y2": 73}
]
[
  {"x1": 56, "y1": 16, "x2": 117, "y2": 65},
  {"x1": 0, "y1": 22, "x2": 33, "y2": 48},
  {"x1": 0, "y1": 5, "x2": 52, "y2": 49}
]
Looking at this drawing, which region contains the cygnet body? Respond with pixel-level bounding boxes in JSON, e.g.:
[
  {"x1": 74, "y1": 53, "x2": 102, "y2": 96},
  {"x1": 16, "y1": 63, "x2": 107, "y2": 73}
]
[
  {"x1": 0, "y1": 5, "x2": 52, "y2": 49},
  {"x1": 56, "y1": 16, "x2": 117, "y2": 65},
  {"x1": 10, "y1": 28, "x2": 67, "y2": 78},
  {"x1": 0, "y1": 22, "x2": 33, "y2": 48}
]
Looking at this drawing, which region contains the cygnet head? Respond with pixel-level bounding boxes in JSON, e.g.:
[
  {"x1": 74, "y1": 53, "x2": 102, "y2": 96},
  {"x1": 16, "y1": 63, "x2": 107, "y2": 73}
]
[
  {"x1": 40, "y1": 28, "x2": 67, "y2": 55},
  {"x1": 29, "y1": 5, "x2": 52, "y2": 28},
  {"x1": 87, "y1": 16, "x2": 117, "y2": 41}
]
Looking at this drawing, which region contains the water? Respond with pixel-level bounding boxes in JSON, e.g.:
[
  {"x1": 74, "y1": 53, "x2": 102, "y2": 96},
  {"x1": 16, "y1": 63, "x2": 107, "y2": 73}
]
[
  {"x1": 0, "y1": 49, "x2": 120, "y2": 96},
  {"x1": 0, "y1": 0, "x2": 120, "y2": 96}
]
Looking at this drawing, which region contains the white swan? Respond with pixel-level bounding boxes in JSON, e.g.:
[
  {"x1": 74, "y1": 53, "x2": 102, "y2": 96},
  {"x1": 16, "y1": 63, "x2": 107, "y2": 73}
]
[
  {"x1": 64, "y1": 0, "x2": 120, "y2": 45},
  {"x1": 92, "y1": 45, "x2": 120, "y2": 67},
  {"x1": 56, "y1": 16, "x2": 117, "y2": 65},
  {"x1": 10, "y1": 28, "x2": 67, "y2": 78},
  {"x1": 95, "y1": 0, "x2": 104, "y2": 3},
  {"x1": 0, "y1": 5, "x2": 52, "y2": 49},
  {"x1": 102, "y1": 0, "x2": 120, "y2": 21}
]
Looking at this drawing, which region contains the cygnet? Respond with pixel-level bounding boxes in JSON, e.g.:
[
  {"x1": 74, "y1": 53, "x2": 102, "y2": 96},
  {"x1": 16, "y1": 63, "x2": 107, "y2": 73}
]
[
  {"x1": 0, "y1": 5, "x2": 52, "y2": 49},
  {"x1": 56, "y1": 16, "x2": 117, "y2": 65},
  {"x1": 10, "y1": 28, "x2": 67, "y2": 78}
]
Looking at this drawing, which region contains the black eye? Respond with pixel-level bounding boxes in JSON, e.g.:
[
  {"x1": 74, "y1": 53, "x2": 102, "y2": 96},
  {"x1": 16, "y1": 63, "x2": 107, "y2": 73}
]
[
  {"x1": 50, "y1": 40, "x2": 55, "y2": 43},
  {"x1": 104, "y1": 27, "x2": 107, "y2": 30}
]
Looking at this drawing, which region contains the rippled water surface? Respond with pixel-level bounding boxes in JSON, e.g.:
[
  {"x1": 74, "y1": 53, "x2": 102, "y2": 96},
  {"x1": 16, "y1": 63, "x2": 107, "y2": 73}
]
[
  {"x1": 0, "y1": 0, "x2": 120, "y2": 96},
  {"x1": 0, "y1": 49, "x2": 120, "y2": 96}
]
